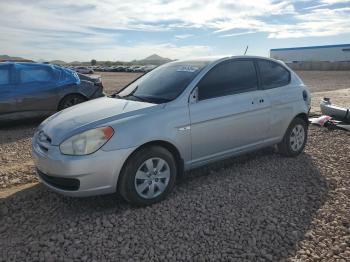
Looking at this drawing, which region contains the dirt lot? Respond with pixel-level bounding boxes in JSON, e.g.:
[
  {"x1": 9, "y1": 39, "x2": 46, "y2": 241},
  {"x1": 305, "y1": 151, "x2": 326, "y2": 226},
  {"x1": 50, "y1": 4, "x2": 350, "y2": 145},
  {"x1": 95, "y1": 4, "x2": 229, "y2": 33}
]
[
  {"x1": 296, "y1": 71, "x2": 350, "y2": 115},
  {"x1": 0, "y1": 71, "x2": 349, "y2": 261},
  {"x1": 98, "y1": 72, "x2": 143, "y2": 95}
]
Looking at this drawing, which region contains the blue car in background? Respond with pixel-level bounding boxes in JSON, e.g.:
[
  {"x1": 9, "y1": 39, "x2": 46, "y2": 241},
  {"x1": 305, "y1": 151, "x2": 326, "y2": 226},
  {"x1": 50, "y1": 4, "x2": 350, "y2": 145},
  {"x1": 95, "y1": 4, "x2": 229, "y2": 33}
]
[{"x1": 0, "y1": 62, "x2": 104, "y2": 121}]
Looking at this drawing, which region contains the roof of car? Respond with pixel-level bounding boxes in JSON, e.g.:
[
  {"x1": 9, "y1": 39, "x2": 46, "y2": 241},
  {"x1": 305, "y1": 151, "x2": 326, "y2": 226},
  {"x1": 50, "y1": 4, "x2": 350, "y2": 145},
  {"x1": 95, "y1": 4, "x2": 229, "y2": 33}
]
[
  {"x1": 170, "y1": 56, "x2": 285, "y2": 69},
  {"x1": 177, "y1": 55, "x2": 278, "y2": 63},
  {"x1": 0, "y1": 62, "x2": 70, "y2": 71},
  {"x1": 1, "y1": 61, "x2": 56, "y2": 67}
]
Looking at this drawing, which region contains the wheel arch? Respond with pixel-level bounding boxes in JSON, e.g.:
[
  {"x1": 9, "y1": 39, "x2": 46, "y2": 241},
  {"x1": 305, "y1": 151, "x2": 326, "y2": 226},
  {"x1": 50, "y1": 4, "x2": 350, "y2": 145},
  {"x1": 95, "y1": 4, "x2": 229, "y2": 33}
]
[
  {"x1": 294, "y1": 112, "x2": 309, "y2": 125},
  {"x1": 58, "y1": 92, "x2": 88, "y2": 110},
  {"x1": 117, "y1": 140, "x2": 185, "y2": 188}
]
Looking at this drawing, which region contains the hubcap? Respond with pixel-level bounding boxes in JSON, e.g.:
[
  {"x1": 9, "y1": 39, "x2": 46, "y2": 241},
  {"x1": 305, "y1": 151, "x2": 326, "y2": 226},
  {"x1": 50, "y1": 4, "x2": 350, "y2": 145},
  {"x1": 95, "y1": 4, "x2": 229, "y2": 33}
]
[
  {"x1": 134, "y1": 158, "x2": 171, "y2": 199},
  {"x1": 290, "y1": 124, "x2": 305, "y2": 152}
]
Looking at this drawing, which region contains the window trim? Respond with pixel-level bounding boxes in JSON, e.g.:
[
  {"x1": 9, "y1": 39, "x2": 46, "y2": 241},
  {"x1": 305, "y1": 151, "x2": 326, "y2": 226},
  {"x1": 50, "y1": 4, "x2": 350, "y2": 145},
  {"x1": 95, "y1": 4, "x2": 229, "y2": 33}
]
[
  {"x1": 255, "y1": 58, "x2": 291, "y2": 90},
  {"x1": 196, "y1": 58, "x2": 259, "y2": 101}
]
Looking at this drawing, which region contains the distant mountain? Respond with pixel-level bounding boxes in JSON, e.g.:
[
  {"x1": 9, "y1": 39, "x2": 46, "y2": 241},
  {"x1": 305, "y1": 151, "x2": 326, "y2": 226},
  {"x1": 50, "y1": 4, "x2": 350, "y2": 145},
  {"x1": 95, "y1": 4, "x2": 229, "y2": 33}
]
[
  {"x1": 144, "y1": 54, "x2": 170, "y2": 61},
  {"x1": 0, "y1": 55, "x2": 33, "y2": 62},
  {"x1": 132, "y1": 54, "x2": 172, "y2": 65},
  {"x1": 50, "y1": 60, "x2": 67, "y2": 65},
  {"x1": 70, "y1": 61, "x2": 82, "y2": 65}
]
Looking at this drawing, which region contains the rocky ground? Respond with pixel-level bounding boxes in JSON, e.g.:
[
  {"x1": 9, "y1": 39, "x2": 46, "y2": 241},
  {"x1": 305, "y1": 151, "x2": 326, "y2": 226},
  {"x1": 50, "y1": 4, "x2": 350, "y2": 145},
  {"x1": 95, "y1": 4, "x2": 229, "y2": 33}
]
[
  {"x1": 0, "y1": 71, "x2": 349, "y2": 261},
  {"x1": 0, "y1": 127, "x2": 349, "y2": 261},
  {"x1": 0, "y1": 122, "x2": 37, "y2": 189}
]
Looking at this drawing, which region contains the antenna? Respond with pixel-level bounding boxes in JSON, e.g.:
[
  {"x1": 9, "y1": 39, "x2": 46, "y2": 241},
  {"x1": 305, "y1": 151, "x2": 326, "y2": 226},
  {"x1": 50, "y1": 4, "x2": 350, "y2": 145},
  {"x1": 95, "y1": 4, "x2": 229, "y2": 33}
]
[{"x1": 244, "y1": 45, "x2": 249, "y2": 55}]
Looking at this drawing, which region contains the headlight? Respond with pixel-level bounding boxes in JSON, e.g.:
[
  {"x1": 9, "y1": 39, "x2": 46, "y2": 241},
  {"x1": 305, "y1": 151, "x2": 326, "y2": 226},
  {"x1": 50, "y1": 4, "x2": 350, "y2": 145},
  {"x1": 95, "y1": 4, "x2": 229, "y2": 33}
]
[{"x1": 59, "y1": 126, "x2": 114, "y2": 155}]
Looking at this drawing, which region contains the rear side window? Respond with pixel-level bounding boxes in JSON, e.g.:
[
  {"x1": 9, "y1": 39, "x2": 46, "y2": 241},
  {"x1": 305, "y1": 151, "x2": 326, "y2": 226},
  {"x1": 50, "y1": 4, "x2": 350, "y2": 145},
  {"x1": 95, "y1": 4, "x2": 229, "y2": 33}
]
[
  {"x1": 20, "y1": 68, "x2": 53, "y2": 83},
  {"x1": 198, "y1": 60, "x2": 258, "y2": 100},
  {"x1": 0, "y1": 68, "x2": 10, "y2": 85},
  {"x1": 257, "y1": 60, "x2": 290, "y2": 89}
]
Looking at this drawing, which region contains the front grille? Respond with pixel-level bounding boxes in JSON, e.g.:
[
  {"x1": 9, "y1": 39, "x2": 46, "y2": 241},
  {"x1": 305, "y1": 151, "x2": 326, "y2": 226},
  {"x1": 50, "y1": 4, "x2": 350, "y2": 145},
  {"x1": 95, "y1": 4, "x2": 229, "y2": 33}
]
[
  {"x1": 37, "y1": 169, "x2": 80, "y2": 191},
  {"x1": 38, "y1": 131, "x2": 51, "y2": 143},
  {"x1": 36, "y1": 131, "x2": 52, "y2": 152},
  {"x1": 38, "y1": 144, "x2": 49, "y2": 152}
]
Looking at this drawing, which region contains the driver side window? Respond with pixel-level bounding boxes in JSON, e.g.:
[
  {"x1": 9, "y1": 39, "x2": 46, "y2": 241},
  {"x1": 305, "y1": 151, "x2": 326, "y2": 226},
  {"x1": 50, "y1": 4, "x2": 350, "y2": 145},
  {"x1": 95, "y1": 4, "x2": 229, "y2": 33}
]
[{"x1": 198, "y1": 60, "x2": 258, "y2": 100}]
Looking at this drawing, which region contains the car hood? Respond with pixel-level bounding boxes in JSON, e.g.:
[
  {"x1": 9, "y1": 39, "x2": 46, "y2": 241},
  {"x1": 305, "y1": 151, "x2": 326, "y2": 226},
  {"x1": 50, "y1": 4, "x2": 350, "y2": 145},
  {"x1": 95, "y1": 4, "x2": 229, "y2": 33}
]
[{"x1": 40, "y1": 97, "x2": 159, "y2": 145}]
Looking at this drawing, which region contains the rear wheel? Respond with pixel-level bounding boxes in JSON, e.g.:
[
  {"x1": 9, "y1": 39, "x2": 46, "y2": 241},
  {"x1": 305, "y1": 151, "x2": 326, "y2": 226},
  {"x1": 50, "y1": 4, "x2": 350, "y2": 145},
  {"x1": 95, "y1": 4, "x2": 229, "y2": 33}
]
[
  {"x1": 278, "y1": 117, "x2": 308, "y2": 157},
  {"x1": 118, "y1": 146, "x2": 177, "y2": 206},
  {"x1": 59, "y1": 94, "x2": 87, "y2": 110}
]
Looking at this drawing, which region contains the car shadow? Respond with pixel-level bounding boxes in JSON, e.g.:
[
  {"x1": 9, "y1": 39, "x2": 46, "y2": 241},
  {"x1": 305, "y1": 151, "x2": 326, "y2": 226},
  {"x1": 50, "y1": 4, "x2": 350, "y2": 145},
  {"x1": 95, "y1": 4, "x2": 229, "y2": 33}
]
[
  {"x1": 1, "y1": 149, "x2": 328, "y2": 261},
  {"x1": 0, "y1": 117, "x2": 45, "y2": 128},
  {"x1": 0, "y1": 118, "x2": 44, "y2": 144}
]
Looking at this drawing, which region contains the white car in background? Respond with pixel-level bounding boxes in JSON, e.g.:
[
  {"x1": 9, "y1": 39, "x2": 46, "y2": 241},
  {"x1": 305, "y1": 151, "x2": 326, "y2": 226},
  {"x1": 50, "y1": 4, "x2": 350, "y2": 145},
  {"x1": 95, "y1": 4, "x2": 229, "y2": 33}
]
[{"x1": 74, "y1": 66, "x2": 94, "y2": 74}]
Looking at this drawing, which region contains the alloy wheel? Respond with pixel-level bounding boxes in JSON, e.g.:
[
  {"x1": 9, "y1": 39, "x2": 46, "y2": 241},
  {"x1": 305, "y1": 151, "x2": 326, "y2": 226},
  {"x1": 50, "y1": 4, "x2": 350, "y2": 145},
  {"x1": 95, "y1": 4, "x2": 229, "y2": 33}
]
[
  {"x1": 134, "y1": 157, "x2": 171, "y2": 199},
  {"x1": 290, "y1": 124, "x2": 305, "y2": 152}
]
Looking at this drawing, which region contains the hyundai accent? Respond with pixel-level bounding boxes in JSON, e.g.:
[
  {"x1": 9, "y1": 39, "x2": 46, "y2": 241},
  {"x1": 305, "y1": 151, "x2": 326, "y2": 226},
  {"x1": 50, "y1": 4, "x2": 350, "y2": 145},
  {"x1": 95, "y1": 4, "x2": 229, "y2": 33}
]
[{"x1": 32, "y1": 56, "x2": 311, "y2": 206}]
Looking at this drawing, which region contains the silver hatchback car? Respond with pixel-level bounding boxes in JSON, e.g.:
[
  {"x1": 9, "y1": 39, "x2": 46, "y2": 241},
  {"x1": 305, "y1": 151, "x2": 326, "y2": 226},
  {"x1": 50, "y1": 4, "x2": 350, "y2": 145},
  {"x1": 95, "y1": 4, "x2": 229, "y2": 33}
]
[{"x1": 32, "y1": 56, "x2": 311, "y2": 206}]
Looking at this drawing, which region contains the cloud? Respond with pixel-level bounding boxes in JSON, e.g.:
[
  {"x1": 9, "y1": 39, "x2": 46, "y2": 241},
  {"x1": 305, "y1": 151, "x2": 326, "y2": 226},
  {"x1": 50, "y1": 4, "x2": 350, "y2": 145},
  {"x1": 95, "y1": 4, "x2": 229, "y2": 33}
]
[
  {"x1": 0, "y1": 0, "x2": 349, "y2": 60},
  {"x1": 268, "y1": 6, "x2": 350, "y2": 38},
  {"x1": 219, "y1": 31, "x2": 257, "y2": 38},
  {"x1": 321, "y1": 0, "x2": 350, "y2": 3},
  {"x1": 175, "y1": 34, "x2": 194, "y2": 39}
]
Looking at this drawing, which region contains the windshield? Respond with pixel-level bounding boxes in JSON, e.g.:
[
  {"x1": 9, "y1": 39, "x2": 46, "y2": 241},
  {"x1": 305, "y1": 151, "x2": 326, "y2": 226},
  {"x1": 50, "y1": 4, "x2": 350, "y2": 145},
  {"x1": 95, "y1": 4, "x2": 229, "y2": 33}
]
[{"x1": 117, "y1": 61, "x2": 209, "y2": 103}]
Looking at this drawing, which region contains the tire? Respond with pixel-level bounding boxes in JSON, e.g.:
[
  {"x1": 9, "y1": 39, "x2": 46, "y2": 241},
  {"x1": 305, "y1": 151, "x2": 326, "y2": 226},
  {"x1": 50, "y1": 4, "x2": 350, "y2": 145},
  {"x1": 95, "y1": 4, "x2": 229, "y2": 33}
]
[
  {"x1": 58, "y1": 94, "x2": 87, "y2": 110},
  {"x1": 278, "y1": 117, "x2": 308, "y2": 157},
  {"x1": 118, "y1": 146, "x2": 177, "y2": 206}
]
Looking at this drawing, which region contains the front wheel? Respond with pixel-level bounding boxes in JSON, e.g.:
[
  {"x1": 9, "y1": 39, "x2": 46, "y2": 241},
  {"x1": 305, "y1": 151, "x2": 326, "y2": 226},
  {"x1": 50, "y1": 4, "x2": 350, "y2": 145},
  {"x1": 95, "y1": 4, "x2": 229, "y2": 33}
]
[
  {"x1": 278, "y1": 117, "x2": 308, "y2": 157},
  {"x1": 118, "y1": 146, "x2": 177, "y2": 206}
]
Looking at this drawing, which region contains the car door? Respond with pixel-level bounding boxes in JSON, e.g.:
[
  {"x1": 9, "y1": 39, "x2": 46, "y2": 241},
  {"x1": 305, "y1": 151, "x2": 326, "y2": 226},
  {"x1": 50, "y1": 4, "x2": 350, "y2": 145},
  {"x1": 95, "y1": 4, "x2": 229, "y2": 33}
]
[
  {"x1": 256, "y1": 59, "x2": 295, "y2": 140},
  {"x1": 0, "y1": 64, "x2": 17, "y2": 117},
  {"x1": 189, "y1": 59, "x2": 270, "y2": 164},
  {"x1": 14, "y1": 64, "x2": 60, "y2": 116}
]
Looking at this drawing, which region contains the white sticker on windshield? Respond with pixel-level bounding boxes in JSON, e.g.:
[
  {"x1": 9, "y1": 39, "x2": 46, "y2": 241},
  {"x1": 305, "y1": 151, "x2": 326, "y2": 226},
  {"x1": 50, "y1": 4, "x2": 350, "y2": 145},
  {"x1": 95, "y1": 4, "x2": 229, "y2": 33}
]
[{"x1": 177, "y1": 65, "x2": 199, "y2": 72}]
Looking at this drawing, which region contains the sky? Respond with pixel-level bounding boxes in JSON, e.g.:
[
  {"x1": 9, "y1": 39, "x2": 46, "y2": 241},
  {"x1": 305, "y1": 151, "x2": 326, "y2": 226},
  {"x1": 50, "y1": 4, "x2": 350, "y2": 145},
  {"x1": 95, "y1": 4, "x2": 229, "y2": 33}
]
[{"x1": 1, "y1": 0, "x2": 350, "y2": 62}]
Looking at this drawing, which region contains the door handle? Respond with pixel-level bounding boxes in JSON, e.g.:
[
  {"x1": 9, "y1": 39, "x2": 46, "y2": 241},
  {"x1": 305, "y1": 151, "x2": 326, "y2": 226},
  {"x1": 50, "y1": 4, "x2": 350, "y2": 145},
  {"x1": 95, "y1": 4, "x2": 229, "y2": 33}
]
[
  {"x1": 259, "y1": 99, "x2": 264, "y2": 103},
  {"x1": 252, "y1": 97, "x2": 259, "y2": 104}
]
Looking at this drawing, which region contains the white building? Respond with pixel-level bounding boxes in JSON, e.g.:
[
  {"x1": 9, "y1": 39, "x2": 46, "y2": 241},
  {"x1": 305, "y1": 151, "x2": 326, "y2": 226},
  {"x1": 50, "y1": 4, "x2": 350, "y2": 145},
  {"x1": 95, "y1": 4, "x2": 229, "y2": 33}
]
[{"x1": 270, "y1": 44, "x2": 350, "y2": 63}]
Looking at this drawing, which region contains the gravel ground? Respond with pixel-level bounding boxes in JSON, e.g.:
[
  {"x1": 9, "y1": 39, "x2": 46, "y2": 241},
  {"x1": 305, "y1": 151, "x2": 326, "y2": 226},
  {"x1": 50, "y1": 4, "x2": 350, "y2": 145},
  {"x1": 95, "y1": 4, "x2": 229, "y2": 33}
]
[
  {"x1": 295, "y1": 71, "x2": 350, "y2": 115},
  {"x1": 98, "y1": 72, "x2": 143, "y2": 95},
  {"x1": 0, "y1": 127, "x2": 349, "y2": 261},
  {"x1": 296, "y1": 71, "x2": 350, "y2": 93},
  {"x1": 0, "y1": 122, "x2": 38, "y2": 189}
]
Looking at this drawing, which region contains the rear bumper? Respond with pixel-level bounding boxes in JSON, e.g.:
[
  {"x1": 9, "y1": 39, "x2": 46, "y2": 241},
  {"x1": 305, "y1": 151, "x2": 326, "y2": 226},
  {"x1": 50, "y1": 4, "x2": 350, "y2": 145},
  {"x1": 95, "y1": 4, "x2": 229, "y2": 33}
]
[{"x1": 90, "y1": 86, "x2": 105, "y2": 99}]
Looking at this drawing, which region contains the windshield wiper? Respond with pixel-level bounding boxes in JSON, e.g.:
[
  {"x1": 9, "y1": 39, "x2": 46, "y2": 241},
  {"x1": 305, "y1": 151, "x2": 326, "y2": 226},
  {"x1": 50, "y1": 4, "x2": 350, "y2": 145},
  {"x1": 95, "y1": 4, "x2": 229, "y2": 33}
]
[
  {"x1": 125, "y1": 94, "x2": 152, "y2": 103},
  {"x1": 120, "y1": 86, "x2": 150, "y2": 102},
  {"x1": 110, "y1": 93, "x2": 122, "y2": 98}
]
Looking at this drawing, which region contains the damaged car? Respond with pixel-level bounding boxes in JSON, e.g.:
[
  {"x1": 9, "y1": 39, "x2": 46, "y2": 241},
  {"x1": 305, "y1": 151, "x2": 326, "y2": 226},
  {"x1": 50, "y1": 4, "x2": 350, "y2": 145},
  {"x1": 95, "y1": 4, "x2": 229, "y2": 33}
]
[{"x1": 0, "y1": 62, "x2": 104, "y2": 121}]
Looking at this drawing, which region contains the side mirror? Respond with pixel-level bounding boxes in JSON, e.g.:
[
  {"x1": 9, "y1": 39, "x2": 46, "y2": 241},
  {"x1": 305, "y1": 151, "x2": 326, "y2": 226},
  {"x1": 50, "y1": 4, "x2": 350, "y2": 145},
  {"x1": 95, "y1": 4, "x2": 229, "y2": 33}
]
[{"x1": 189, "y1": 87, "x2": 198, "y2": 104}]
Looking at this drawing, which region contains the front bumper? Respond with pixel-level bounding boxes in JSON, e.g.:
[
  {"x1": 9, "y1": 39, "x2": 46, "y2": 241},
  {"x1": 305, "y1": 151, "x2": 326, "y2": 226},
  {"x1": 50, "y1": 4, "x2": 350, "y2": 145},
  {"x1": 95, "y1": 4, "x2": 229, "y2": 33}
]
[{"x1": 32, "y1": 133, "x2": 136, "y2": 197}]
